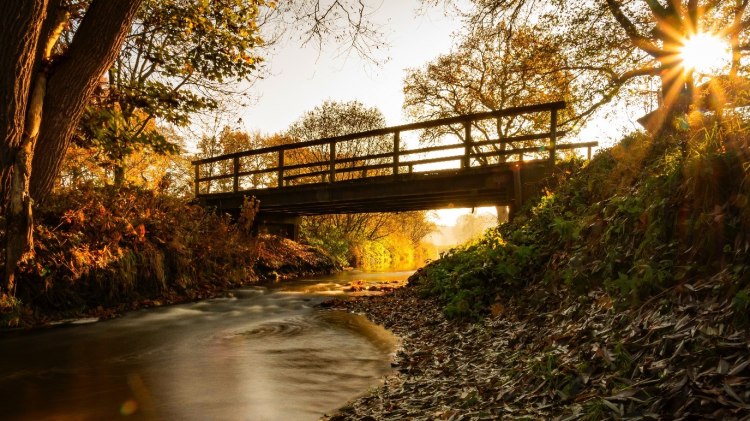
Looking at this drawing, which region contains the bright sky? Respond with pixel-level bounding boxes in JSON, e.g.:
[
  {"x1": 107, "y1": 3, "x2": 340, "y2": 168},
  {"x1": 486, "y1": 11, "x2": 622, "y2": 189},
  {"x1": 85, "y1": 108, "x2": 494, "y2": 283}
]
[{"x1": 241, "y1": 1, "x2": 463, "y2": 133}]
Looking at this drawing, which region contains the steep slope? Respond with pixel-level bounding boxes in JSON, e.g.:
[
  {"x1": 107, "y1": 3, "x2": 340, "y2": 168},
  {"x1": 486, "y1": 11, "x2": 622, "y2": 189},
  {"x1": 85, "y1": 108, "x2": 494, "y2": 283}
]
[{"x1": 328, "y1": 122, "x2": 750, "y2": 419}]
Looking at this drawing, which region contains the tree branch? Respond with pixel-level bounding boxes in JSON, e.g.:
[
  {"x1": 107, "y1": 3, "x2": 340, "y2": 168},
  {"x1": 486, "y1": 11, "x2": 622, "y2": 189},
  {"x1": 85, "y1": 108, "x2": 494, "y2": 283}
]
[{"x1": 605, "y1": 0, "x2": 662, "y2": 57}]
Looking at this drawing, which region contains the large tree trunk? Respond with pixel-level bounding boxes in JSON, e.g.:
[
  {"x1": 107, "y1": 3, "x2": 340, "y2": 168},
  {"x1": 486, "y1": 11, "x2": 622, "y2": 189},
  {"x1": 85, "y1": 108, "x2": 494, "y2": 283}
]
[
  {"x1": 0, "y1": 0, "x2": 143, "y2": 294},
  {"x1": 0, "y1": 2, "x2": 46, "y2": 201},
  {"x1": 0, "y1": 0, "x2": 48, "y2": 295},
  {"x1": 30, "y1": 0, "x2": 143, "y2": 202}
]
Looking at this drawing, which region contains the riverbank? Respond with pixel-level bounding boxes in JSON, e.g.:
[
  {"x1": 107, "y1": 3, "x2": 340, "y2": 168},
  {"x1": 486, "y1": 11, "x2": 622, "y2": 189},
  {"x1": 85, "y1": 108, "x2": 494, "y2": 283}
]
[
  {"x1": 323, "y1": 274, "x2": 750, "y2": 420},
  {"x1": 1, "y1": 186, "x2": 338, "y2": 328},
  {"x1": 3, "y1": 234, "x2": 337, "y2": 329},
  {"x1": 321, "y1": 126, "x2": 750, "y2": 419}
]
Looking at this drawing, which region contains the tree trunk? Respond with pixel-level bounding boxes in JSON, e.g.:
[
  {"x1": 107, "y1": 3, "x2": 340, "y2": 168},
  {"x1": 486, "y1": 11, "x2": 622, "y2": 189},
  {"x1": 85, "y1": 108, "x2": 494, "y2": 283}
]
[
  {"x1": 0, "y1": 1, "x2": 48, "y2": 295},
  {"x1": 0, "y1": 1, "x2": 46, "y2": 203},
  {"x1": 113, "y1": 165, "x2": 125, "y2": 188},
  {"x1": 1, "y1": 0, "x2": 143, "y2": 293},
  {"x1": 30, "y1": 0, "x2": 143, "y2": 202}
]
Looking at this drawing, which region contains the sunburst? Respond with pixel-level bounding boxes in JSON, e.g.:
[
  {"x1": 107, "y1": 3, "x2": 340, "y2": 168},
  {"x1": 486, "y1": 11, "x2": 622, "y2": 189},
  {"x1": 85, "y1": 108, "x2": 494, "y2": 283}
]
[{"x1": 680, "y1": 33, "x2": 731, "y2": 75}]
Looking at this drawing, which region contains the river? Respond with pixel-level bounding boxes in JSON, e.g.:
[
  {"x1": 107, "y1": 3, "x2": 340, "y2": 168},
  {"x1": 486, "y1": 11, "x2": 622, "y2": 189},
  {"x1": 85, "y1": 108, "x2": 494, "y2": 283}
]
[{"x1": 0, "y1": 270, "x2": 413, "y2": 421}]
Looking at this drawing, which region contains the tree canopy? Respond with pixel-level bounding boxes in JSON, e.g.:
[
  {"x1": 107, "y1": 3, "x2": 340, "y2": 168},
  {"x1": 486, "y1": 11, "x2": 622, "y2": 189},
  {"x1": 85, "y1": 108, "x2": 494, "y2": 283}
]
[
  {"x1": 403, "y1": 22, "x2": 575, "y2": 154},
  {"x1": 434, "y1": 0, "x2": 750, "y2": 131}
]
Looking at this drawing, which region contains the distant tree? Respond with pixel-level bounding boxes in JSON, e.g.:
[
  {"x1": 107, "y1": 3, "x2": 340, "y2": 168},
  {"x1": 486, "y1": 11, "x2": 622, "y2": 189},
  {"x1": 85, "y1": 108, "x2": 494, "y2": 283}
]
[
  {"x1": 405, "y1": 24, "x2": 573, "y2": 126},
  {"x1": 404, "y1": 23, "x2": 575, "y2": 160},
  {"x1": 453, "y1": 212, "x2": 496, "y2": 244},
  {"x1": 59, "y1": 125, "x2": 191, "y2": 196},
  {"x1": 285, "y1": 100, "x2": 390, "y2": 182},
  {"x1": 196, "y1": 126, "x2": 276, "y2": 193}
]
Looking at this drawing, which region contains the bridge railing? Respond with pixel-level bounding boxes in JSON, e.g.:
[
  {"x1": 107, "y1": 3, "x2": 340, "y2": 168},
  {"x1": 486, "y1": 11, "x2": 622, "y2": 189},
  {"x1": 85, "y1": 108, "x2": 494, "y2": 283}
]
[{"x1": 192, "y1": 101, "x2": 597, "y2": 196}]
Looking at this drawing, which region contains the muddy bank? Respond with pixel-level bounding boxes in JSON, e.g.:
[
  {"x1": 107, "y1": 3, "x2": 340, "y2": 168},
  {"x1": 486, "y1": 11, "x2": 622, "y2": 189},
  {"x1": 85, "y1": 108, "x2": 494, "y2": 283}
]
[{"x1": 323, "y1": 280, "x2": 750, "y2": 420}]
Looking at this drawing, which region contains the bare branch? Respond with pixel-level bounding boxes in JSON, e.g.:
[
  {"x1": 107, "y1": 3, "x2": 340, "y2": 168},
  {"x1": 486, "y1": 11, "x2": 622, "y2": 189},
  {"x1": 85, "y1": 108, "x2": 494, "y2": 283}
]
[{"x1": 605, "y1": 0, "x2": 662, "y2": 57}]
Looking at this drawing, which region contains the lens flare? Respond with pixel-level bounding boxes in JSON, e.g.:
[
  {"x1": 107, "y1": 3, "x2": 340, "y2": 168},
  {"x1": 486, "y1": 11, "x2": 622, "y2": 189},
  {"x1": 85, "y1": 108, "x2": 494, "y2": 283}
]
[{"x1": 680, "y1": 33, "x2": 731, "y2": 75}]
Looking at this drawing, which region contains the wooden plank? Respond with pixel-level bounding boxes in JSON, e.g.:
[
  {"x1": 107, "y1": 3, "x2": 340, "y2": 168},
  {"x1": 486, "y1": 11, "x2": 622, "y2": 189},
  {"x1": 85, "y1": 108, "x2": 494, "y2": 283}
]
[
  {"x1": 470, "y1": 130, "x2": 568, "y2": 148},
  {"x1": 196, "y1": 141, "x2": 598, "y2": 184},
  {"x1": 283, "y1": 162, "x2": 394, "y2": 181}
]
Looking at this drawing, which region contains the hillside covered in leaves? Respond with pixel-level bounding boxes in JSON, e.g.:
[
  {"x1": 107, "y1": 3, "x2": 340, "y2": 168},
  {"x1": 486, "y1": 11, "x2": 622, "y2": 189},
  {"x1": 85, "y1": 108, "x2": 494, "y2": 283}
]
[
  {"x1": 419, "y1": 122, "x2": 750, "y2": 319},
  {"x1": 327, "y1": 118, "x2": 750, "y2": 419}
]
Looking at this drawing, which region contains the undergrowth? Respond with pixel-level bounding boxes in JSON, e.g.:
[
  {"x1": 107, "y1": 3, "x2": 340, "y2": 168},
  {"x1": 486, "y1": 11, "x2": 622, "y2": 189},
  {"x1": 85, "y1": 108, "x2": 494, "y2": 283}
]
[
  {"x1": 6, "y1": 185, "x2": 259, "y2": 323},
  {"x1": 415, "y1": 117, "x2": 750, "y2": 319},
  {"x1": 0, "y1": 185, "x2": 333, "y2": 327}
]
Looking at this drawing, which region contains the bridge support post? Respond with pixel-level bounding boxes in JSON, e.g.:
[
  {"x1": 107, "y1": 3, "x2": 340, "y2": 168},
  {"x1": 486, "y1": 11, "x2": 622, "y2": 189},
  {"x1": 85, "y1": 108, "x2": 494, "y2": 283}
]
[
  {"x1": 254, "y1": 213, "x2": 301, "y2": 241},
  {"x1": 194, "y1": 164, "x2": 200, "y2": 196},
  {"x1": 510, "y1": 164, "x2": 523, "y2": 220}
]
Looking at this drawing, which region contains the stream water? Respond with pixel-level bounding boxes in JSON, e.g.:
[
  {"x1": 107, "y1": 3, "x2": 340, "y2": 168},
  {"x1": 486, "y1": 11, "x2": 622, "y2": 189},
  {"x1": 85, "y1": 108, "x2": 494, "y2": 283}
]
[{"x1": 0, "y1": 270, "x2": 413, "y2": 421}]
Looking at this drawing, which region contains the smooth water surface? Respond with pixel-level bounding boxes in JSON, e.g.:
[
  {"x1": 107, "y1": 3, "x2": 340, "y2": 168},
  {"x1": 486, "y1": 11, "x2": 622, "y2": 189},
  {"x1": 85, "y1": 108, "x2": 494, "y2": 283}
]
[{"x1": 0, "y1": 271, "x2": 413, "y2": 421}]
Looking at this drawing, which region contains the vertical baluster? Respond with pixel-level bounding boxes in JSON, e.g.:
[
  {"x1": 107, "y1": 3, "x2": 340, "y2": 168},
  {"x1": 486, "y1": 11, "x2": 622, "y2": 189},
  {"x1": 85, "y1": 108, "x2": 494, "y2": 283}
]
[
  {"x1": 496, "y1": 117, "x2": 504, "y2": 165},
  {"x1": 278, "y1": 150, "x2": 284, "y2": 188},
  {"x1": 549, "y1": 108, "x2": 558, "y2": 165},
  {"x1": 393, "y1": 131, "x2": 400, "y2": 176},
  {"x1": 233, "y1": 156, "x2": 239, "y2": 192},
  {"x1": 463, "y1": 121, "x2": 472, "y2": 169},
  {"x1": 329, "y1": 141, "x2": 336, "y2": 183}
]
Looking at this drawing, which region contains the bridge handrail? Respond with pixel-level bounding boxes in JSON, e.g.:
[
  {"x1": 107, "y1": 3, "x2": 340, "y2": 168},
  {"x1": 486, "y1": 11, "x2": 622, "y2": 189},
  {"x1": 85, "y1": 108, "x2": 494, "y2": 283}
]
[
  {"x1": 192, "y1": 101, "x2": 566, "y2": 166},
  {"x1": 192, "y1": 101, "x2": 601, "y2": 196}
]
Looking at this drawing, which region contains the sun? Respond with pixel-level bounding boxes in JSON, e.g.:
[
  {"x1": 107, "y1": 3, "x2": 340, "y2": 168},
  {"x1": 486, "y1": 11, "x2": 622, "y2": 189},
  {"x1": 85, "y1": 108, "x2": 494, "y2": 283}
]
[{"x1": 680, "y1": 33, "x2": 731, "y2": 75}]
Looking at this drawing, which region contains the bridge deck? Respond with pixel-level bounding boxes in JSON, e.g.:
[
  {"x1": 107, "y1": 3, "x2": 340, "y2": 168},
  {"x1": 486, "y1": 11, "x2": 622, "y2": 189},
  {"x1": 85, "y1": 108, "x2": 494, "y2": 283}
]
[{"x1": 198, "y1": 161, "x2": 552, "y2": 215}]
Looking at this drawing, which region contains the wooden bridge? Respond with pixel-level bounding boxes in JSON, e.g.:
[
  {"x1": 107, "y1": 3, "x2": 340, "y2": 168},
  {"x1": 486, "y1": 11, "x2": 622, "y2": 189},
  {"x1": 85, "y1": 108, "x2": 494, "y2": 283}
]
[{"x1": 192, "y1": 101, "x2": 596, "y2": 236}]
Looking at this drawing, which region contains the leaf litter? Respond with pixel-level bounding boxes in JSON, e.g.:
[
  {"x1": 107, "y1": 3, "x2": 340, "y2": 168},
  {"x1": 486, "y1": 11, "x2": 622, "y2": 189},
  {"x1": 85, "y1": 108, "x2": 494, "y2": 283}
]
[{"x1": 321, "y1": 278, "x2": 750, "y2": 420}]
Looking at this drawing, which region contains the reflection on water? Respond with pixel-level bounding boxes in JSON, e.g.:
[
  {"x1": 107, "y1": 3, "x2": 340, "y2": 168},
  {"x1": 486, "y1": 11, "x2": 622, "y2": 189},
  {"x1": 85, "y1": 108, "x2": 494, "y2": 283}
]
[
  {"x1": 0, "y1": 271, "x2": 411, "y2": 421},
  {"x1": 278, "y1": 270, "x2": 414, "y2": 296}
]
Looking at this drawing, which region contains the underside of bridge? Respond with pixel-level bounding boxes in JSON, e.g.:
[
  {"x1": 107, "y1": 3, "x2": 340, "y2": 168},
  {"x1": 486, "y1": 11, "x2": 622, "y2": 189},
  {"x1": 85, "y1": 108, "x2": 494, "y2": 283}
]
[{"x1": 196, "y1": 161, "x2": 552, "y2": 238}]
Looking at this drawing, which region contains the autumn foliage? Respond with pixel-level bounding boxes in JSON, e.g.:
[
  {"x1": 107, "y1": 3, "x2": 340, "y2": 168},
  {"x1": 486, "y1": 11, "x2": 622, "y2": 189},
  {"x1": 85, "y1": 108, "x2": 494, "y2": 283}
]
[{"x1": 0, "y1": 186, "x2": 333, "y2": 327}]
